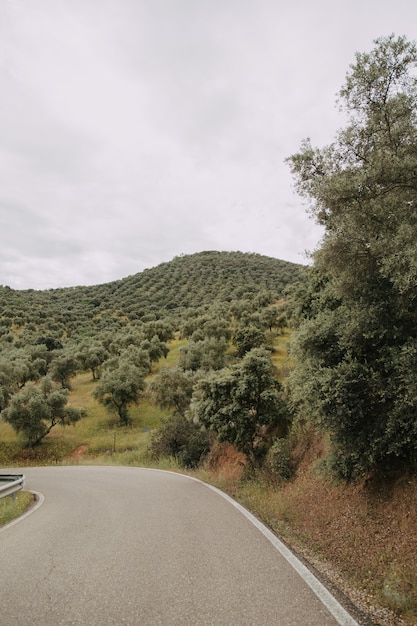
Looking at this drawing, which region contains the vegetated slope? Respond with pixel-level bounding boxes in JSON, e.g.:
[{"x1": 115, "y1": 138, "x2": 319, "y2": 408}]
[
  {"x1": 0, "y1": 251, "x2": 305, "y2": 336},
  {"x1": 210, "y1": 436, "x2": 417, "y2": 626}
]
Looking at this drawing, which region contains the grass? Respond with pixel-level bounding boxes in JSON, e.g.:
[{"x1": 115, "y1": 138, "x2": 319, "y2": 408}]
[
  {"x1": 0, "y1": 490, "x2": 33, "y2": 527},
  {"x1": 0, "y1": 369, "x2": 173, "y2": 467},
  {"x1": 270, "y1": 329, "x2": 292, "y2": 380}
]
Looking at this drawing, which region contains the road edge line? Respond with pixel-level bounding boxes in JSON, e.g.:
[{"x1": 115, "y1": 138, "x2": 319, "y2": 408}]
[{"x1": 152, "y1": 469, "x2": 360, "y2": 626}]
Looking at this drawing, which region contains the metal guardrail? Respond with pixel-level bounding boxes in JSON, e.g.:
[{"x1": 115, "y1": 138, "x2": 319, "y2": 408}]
[{"x1": 0, "y1": 474, "x2": 25, "y2": 500}]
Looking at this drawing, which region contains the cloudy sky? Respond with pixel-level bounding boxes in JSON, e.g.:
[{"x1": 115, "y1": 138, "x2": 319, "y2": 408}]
[{"x1": 1, "y1": 0, "x2": 417, "y2": 289}]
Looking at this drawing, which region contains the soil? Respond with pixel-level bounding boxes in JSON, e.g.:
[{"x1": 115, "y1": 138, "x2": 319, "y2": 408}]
[{"x1": 69, "y1": 444, "x2": 89, "y2": 461}]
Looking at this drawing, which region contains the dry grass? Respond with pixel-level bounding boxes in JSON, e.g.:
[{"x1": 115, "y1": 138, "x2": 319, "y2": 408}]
[{"x1": 197, "y1": 435, "x2": 417, "y2": 626}]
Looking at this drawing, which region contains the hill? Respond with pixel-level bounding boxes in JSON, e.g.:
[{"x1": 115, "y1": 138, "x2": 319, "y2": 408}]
[{"x1": 0, "y1": 251, "x2": 305, "y2": 337}]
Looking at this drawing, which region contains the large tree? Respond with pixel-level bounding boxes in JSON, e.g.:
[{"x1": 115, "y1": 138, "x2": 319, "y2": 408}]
[
  {"x1": 192, "y1": 348, "x2": 289, "y2": 466},
  {"x1": 287, "y1": 35, "x2": 417, "y2": 479}
]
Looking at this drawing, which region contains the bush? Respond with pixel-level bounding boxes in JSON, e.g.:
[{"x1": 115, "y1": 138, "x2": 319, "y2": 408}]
[
  {"x1": 150, "y1": 414, "x2": 211, "y2": 468},
  {"x1": 264, "y1": 438, "x2": 293, "y2": 481}
]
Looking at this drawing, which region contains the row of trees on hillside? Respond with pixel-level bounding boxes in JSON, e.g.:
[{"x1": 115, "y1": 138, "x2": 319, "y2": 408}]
[
  {"x1": 0, "y1": 252, "x2": 303, "y2": 339},
  {"x1": 0, "y1": 288, "x2": 289, "y2": 463},
  {"x1": 0, "y1": 324, "x2": 172, "y2": 444}
]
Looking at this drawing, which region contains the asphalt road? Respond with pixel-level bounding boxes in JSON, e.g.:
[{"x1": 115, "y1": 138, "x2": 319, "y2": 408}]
[{"x1": 0, "y1": 466, "x2": 359, "y2": 625}]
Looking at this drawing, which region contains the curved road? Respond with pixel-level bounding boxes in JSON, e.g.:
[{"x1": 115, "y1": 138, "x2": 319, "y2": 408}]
[{"x1": 0, "y1": 467, "x2": 359, "y2": 625}]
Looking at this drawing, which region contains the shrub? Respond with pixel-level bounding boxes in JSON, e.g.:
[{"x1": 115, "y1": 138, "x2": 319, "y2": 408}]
[
  {"x1": 264, "y1": 438, "x2": 293, "y2": 481},
  {"x1": 150, "y1": 414, "x2": 211, "y2": 468}
]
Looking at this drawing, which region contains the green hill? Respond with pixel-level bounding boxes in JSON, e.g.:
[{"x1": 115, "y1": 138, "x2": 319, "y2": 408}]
[{"x1": 0, "y1": 251, "x2": 305, "y2": 337}]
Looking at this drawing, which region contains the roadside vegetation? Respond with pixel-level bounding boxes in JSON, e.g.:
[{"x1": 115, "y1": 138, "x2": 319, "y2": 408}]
[
  {"x1": 0, "y1": 490, "x2": 33, "y2": 527},
  {"x1": 2, "y1": 35, "x2": 417, "y2": 625}
]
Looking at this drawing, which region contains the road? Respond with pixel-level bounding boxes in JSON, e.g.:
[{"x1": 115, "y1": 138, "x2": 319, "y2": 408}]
[{"x1": 0, "y1": 466, "x2": 360, "y2": 625}]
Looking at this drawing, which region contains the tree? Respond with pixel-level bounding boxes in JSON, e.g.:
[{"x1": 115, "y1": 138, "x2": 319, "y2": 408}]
[
  {"x1": 178, "y1": 337, "x2": 228, "y2": 372},
  {"x1": 140, "y1": 336, "x2": 169, "y2": 363},
  {"x1": 1, "y1": 377, "x2": 85, "y2": 446},
  {"x1": 192, "y1": 348, "x2": 289, "y2": 466},
  {"x1": 49, "y1": 351, "x2": 79, "y2": 389},
  {"x1": 180, "y1": 313, "x2": 231, "y2": 341},
  {"x1": 6, "y1": 349, "x2": 38, "y2": 389},
  {"x1": 120, "y1": 345, "x2": 152, "y2": 376},
  {"x1": 232, "y1": 323, "x2": 266, "y2": 357},
  {"x1": 261, "y1": 305, "x2": 286, "y2": 334},
  {"x1": 287, "y1": 35, "x2": 417, "y2": 479},
  {"x1": 142, "y1": 320, "x2": 175, "y2": 342},
  {"x1": 150, "y1": 413, "x2": 211, "y2": 468},
  {"x1": 0, "y1": 357, "x2": 15, "y2": 411},
  {"x1": 37, "y1": 335, "x2": 63, "y2": 352},
  {"x1": 147, "y1": 367, "x2": 195, "y2": 414},
  {"x1": 76, "y1": 340, "x2": 108, "y2": 380},
  {"x1": 94, "y1": 361, "x2": 145, "y2": 425}
]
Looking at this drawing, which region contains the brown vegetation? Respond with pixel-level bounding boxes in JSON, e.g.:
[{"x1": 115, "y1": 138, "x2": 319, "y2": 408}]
[{"x1": 202, "y1": 437, "x2": 417, "y2": 625}]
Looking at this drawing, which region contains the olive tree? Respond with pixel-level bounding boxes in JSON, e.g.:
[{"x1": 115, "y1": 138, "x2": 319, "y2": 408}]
[
  {"x1": 49, "y1": 350, "x2": 79, "y2": 390},
  {"x1": 1, "y1": 377, "x2": 85, "y2": 447},
  {"x1": 147, "y1": 367, "x2": 195, "y2": 414},
  {"x1": 94, "y1": 361, "x2": 145, "y2": 425}
]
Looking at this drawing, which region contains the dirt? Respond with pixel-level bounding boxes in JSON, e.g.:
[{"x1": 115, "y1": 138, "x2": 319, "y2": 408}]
[
  {"x1": 203, "y1": 441, "x2": 246, "y2": 482},
  {"x1": 69, "y1": 444, "x2": 89, "y2": 461}
]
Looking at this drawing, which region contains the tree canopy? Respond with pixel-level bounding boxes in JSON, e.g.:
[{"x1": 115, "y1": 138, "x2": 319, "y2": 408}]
[
  {"x1": 192, "y1": 348, "x2": 289, "y2": 466},
  {"x1": 287, "y1": 35, "x2": 417, "y2": 479},
  {"x1": 2, "y1": 377, "x2": 84, "y2": 446},
  {"x1": 94, "y1": 361, "x2": 145, "y2": 425}
]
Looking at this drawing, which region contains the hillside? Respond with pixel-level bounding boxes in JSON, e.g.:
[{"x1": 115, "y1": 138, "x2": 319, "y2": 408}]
[
  {"x1": 1, "y1": 249, "x2": 416, "y2": 624},
  {"x1": 0, "y1": 251, "x2": 305, "y2": 337}
]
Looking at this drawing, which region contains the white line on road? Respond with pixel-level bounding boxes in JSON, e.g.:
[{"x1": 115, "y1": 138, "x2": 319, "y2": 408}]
[
  {"x1": 3, "y1": 468, "x2": 360, "y2": 625},
  {"x1": 153, "y1": 469, "x2": 360, "y2": 626}
]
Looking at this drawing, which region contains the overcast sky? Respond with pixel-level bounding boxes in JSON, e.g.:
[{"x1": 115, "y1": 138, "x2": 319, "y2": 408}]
[{"x1": 1, "y1": 1, "x2": 417, "y2": 290}]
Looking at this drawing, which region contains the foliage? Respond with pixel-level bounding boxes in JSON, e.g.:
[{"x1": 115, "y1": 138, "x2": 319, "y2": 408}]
[
  {"x1": 0, "y1": 252, "x2": 304, "y2": 338},
  {"x1": 1, "y1": 377, "x2": 85, "y2": 446},
  {"x1": 178, "y1": 337, "x2": 228, "y2": 371},
  {"x1": 49, "y1": 350, "x2": 79, "y2": 389},
  {"x1": 147, "y1": 367, "x2": 196, "y2": 414},
  {"x1": 150, "y1": 413, "x2": 211, "y2": 468},
  {"x1": 232, "y1": 323, "x2": 266, "y2": 357},
  {"x1": 264, "y1": 437, "x2": 293, "y2": 481},
  {"x1": 180, "y1": 311, "x2": 232, "y2": 341},
  {"x1": 76, "y1": 340, "x2": 108, "y2": 380},
  {"x1": 287, "y1": 35, "x2": 417, "y2": 479},
  {"x1": 192, "y1": 348, "x2": 290, "y2": 466},
  {"x1": 93, "y1": 361, "x2": 145, "y2": 425}
]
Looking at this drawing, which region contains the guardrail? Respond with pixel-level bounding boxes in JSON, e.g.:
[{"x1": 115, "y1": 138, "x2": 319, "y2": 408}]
[{"x1": 0, "y1": 474, "x2": 25, "y2": 500}]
